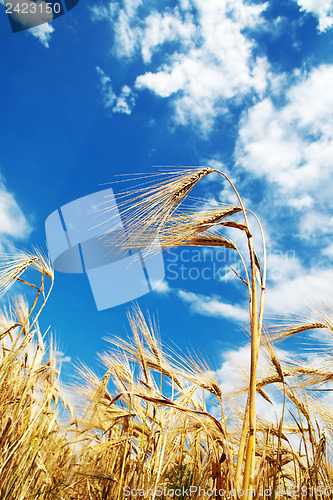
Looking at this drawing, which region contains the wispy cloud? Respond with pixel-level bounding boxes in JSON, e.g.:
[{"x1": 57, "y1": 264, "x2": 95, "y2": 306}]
[
  {"x1": 55, "y1": 350, "x2": 72, "y2": 364},
  {"x1": 96, "y1": 66, "x2": 136, "y2": 115},
  {"x1": 177, "y1": 289, "x2": 248, "y2": 322},
  {"x1": 113, "y1": 85, "x2": 135, "y2": 114},
  {"x1": 29, "y1": 23, "x2": 54, "y2": 48},
  {"x1": 90, "y1": 0, "x2": 143, "y2": 58}
]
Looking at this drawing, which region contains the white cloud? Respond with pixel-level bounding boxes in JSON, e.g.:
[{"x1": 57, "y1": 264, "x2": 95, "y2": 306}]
[
  {"x1": 152, "y1": 279, "x2": 170, "y2": 294},
  {"x1": 265, "y1": 250, "x2": 302, "y2": 283},
  {"x1": 0, "y1": 181, "x2": 32, "y2": 241},
  {"x1": 96, "y1": 67, "x2": 136, "y2": 114},
  {"x1": 29, "y1": 23, "x2": 54, "y2": 48},
  {"x1": 55, "y1": 350, "x2": 72, "y2": 364},
  {"x1": 89, "y1": 3, "x2": 116, "y2": 21},
  {"x1": 237, "y1": 65, "x2": 333, "y2": 189},
  {"x1": 91, "y1": 1, "x2": 143, "y2": 58},
  {"x1": 287, "y1": 194, "x2": 314, "y2": 210},
  {"x1": 265, "y1": 267, "x2": 333, "y2": 316},
  {"x1": 114, "y1": 8, "x2": 141, "y2": 58},
  {"x1": 213, "y1": 344, "x2": 289, "y2": 424},
  {"x1": 217, "y1": 345, "x2": 252, "y2": 395},
  {"x1": 177, "y1": 289, "x2": 248, "y2": 322},
  {"x1": 141, "y1": 11, "x2": 195, "y2": 64},
  {"x1": 92, "y1": 0, "x2": 270, "y2": 130},
  {"x1": 113, "y1": 85, "x2": 136, "y2": 114},
  {"x1": 207, "y1": 344, "x2": 294, "y2": 426},
  {"x1": 170, "y1": 252, "x2": 333, "y2": 322},
  {"x1": 299, "y1": 211, "x2": 333, "y2": 240},
  {"x1": 295, "y1": 0, "x2": 333, "y2": 31},
  {"x1": 215, "y1": 340, "x2": 333, "y2": 427},
  {"x1": 322, "y1": 243, "x2": 333, "y2": 259},
  {"x1": 96, "y1": 66, "x2": 116, "y2": 106},
  {"x1": 236, "y1": 64, "x2": 333, "y2": 240},
  {"x1": 136, "y1": 6, "x2": 269, "y2": 130}
]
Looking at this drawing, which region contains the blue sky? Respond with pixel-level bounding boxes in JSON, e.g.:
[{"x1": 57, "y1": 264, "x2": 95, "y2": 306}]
[{"x1": 1, "y1": 0, "x2": 333, "y2": 388}]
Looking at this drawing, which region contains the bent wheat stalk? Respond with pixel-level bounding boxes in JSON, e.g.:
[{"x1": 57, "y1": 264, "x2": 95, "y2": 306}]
[
  {"x1": 108, "y1": 166, "x2": 266, "y2": 497},
  {"x1": 211, "y1": 169, "x2": 266, "y2": 498}
]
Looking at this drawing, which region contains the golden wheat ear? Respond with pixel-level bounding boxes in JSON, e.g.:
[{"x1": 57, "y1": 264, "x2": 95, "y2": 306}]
[
  {"x1": 0, "y1": 248, "x2": 53, "y2": 297},
  {"x1": 179, "y1": 232, "x2": 237, "y2": 249},
  {"x1": 102, "y1": 167, "x2": 214, "y2": 250},
  {"x1": 152, "y1": 207, "x2": 241, "y2": 249}
]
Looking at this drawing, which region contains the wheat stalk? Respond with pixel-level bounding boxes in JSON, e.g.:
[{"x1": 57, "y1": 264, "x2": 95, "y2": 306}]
[{"x1": 103, "y1": 166, "x2": 266, "y2": 498}]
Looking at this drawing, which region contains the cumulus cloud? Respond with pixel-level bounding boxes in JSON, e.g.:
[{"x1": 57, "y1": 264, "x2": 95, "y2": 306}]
[
  {"x1": 96, "y1": 66, "x2": 136, "y2": 114},
  {"x1": 136, "y1": 2, "x2": 269, "y2": 130},
  {"x1": 236, "y1": 64, "x2": 333, "y2": 242},
  {"x1": 91, "y1": 0, "x2": 270, "y2": 130},
  {"x1": 237, "y1": 65, "x2": 333, "y2": 188},
  {"x1": 140, "y1": 10, "x2": 195, "y2": 64},
  {"x1": 294, "y1": 0, "x2": 333, "y2": 31}
]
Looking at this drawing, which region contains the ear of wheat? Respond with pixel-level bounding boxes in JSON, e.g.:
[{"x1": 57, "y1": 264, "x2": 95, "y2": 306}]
[{"x1": 104, "y1": 167, "x2": 214, "y2": 251}]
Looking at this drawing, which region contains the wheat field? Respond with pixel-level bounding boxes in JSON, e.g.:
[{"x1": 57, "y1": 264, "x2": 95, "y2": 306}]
[{"x1": 1, "y1": 169, "x2": 332, "y2": 499}]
